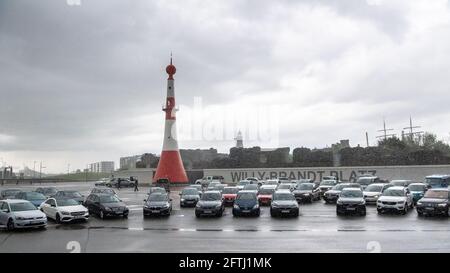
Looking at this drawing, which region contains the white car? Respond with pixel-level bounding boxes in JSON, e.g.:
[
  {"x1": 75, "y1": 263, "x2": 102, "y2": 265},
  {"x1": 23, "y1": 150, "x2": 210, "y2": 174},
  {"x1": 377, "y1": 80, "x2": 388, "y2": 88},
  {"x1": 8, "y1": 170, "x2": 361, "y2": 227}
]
[
  {"x1": 40, "y1": 198, "x2": 89, "y2": 223},
  {"x1": 377, "y1": 186, "x2": 414, "y2": 215},
  {"x1": 0, "y1": 199, "x2": 47, "y2": 231},
  {"x1": 363, "y1": 183, "x2": 389, "y2": 204}
]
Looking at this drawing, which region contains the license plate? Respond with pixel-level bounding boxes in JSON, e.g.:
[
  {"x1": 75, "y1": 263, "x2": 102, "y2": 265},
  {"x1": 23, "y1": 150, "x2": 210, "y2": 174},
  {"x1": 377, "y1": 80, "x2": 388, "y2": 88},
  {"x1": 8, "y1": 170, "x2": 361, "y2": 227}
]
[
  {"x1": 281, "y1": 210, "x2": 290, "y2": 213},
  {"x1": 203, "y1": 210, "x2": 212, "y2": 213},
  {"x1": 31, "y1": 220, "x2": 41, "y2": 224},
  {"x1": 74, "y1": 215, "x2": 84, "y2": 219},
  {"x1": 151, "y1": 210, "x2": 159, "y2": 213},
  {"x1": 242, "y1": 210, "x2": 250, "y2": 213},
  {"x1": 426, "y1": 207, "x2": 434, "y2": 210},
  {"x1": 346, "y1": 207, "x2": 356, "y2": 211}
]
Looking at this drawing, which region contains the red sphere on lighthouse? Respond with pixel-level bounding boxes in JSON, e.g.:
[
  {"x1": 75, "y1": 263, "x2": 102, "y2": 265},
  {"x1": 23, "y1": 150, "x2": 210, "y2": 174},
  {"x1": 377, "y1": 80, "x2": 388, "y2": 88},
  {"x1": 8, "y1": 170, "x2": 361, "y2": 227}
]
[{"x1": 153, "y1": 56, "x2": 188, "y2": 184}]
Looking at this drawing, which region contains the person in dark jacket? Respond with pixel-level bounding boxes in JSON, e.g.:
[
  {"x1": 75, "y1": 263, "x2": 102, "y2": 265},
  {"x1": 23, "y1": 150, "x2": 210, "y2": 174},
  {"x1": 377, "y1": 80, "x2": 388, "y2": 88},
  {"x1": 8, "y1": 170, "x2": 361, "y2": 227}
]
[{"x1": 134, "y1": 178, "x2": 139, "y2": 192}]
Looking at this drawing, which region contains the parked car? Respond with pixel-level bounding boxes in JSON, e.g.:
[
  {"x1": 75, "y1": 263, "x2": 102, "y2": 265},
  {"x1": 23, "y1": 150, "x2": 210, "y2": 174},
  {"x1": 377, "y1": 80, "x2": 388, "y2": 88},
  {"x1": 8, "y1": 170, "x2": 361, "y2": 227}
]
[
  {"x1": 106, "y1": 178, "x2": 135, "y2": 188},
  {"x1": 377, "y1": 186, "x2": 414, "y2": 215},
  {"x1": 91, "y1": 187, "x2": 117, "y2": 196},
  {"x1": 416, "y1": 188, "x2": 450, "y2": 216},
  {"x1": 318, "y1": 180, "x2": 339, "y2": 196},
  {"x1": 35, "y1": 187, "x2": 58, "y2": 198},
  {"x1": 94, "y1": 178, "x2": 110, "y2": 186},
  {"x1": 222, "y1": 187, "x2": 239, "y2": 206},
  {"x1": 356, "y1": 176, "x2": 382, "y2": 190},
  {"x1": 264, "y1": 179, "x2": 280, "y2": 186},
  {"x1": 14, "y1": 191, "x2": 46, "y2": 208},
  {"x1": 257, "y1": 185, "x2": 277, "y2": 205},
  {"x1": 236, "y1": 180, "x2": 251, "y2": 190},
  {"x1": 215, "y1": 184, "x2": 228, "y2": 193},
  {"x1": 148, "y1": 187, "x2": 167, "y2": 195},
  {"x1": 40, "y1": 198, "x2": 89, "y2": 223},
  {"x1": 278, "y1": 177, "x2": 290, "y2": 183},
  {"x1": 0, "y1": 189, "x2": 22, "y2": 200},
  {"x1": 242, "y1": 184, "x2": 259, "y2": 192},
  {"x1": 270, "y1": 190, "x2": 299, "y2": 217},
  {"x1": 390, "y1": 180, "x2": 414, "y2": 187},
  {"x1": 189, "y1": 184, "x2": 204, "y2": 196},
  {"x1": 143, "y1": 193, "x2": 172, "y2": 217},
  {"x1": 195, "y1": 175, "x2": 224, "y2": 187},
  {"x1": 154, "y1": 178, "x2": 171, "y2": 192},
  {"x1": 83, "y1": 193, "x2": 129, "y2": 219},
  {"x1": 277, "y1": 183, "x2": 294, "y2": 191},
  {"x1": 52, "y1": 191, "x2": 85, "y2": 204},
  {"x1": 323, "y1": 183, "x2": 361, "y2": 204},
  {"x1": 292, "y1": 183, "x2": 320, "y2": 203},
  {"x1": 425, "y1": 174, "x2": 450, "y2": 189},
  {"x1": 195, "y1": 191, "x2": 224, "y2": 217},
  {"x1": 207, "y1": 181, "x2": 222, "y2": 191},
  {"x1": 363, "y1": 183, "x2": 390, "y2": 204},
  {"x1": 408, "y1": 183, "x2": 429, "y2": 204},
  {"x1": 0, "y1": 199, "x2": 47, "y2": 230},
  {"x1": 179, "y1": 187, "x2": 201, "y2": 207},
  {"x1": 336, "y1": 188, "x2": 366, "y2": 216},
  {"x1": 246, "y1": 177, "x2": 260, "y2": 185},
  {"x1": 232, "y1": 190, "x2": 260, "y2": 217}
]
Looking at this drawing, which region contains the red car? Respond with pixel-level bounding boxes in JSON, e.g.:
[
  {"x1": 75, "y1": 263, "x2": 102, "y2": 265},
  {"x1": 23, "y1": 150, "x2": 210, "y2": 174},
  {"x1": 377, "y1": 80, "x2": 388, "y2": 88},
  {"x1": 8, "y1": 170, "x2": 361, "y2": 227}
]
[
  {"x1": 222, "y1": 187, "x2": 239, "y2": 206},
  {"x1": 257, "y1": 186, "x2": 277, "y2": 205}
]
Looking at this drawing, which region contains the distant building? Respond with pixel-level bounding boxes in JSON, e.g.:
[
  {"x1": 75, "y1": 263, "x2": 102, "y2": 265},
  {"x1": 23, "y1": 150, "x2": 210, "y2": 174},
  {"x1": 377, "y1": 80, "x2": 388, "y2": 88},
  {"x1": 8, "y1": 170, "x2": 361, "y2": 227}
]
[
  {"x1": 88, "y1": 161, "x2": 115, "y2": 173},
  {"x1": 120, "y1": 155, "x2": 142, "y2": 170},
  {"x1": 180, "y1": 148, "x2": 228, "y2": 169},
  {"x1": 331, "y1": 140, "x2": 351, "y2": 167},
  {"x1": 234, "y1": 131, "x2": 243, "y2": 148},
  {"x1": 259, "y1": 148, "x2": 291, "y2": 164}
]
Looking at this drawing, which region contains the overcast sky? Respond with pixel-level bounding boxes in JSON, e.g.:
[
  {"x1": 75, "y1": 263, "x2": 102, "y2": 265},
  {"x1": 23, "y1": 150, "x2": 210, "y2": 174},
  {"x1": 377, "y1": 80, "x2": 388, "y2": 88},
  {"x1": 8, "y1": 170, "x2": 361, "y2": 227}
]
[{"x1": 1, "y1": 0, "x2": 450, "y2": 173}]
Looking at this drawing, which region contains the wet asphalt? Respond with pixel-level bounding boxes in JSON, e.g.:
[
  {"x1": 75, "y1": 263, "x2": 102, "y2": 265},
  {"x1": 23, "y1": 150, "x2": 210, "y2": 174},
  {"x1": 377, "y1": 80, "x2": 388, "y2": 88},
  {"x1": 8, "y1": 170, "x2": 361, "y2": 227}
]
[{"x1": 1, "y1": 182, "x2": 450, "y2": 253}]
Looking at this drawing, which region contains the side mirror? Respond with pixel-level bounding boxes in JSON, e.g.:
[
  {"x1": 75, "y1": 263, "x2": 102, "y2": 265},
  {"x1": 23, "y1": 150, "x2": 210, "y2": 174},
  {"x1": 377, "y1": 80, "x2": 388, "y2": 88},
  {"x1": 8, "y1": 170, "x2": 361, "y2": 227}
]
[{"x1": 1, "y1": 209, "x2": 9, "y2": 213}]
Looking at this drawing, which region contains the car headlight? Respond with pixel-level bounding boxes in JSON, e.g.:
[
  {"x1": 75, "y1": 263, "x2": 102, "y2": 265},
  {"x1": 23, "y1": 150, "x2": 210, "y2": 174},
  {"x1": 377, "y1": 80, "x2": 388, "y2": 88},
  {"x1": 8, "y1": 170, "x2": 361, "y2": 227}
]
[
  {"x1": 180, "y1": 198, "x2": 185, "y2": 202},
  {"x1": 233, "y1": 204, "x2": 239, "y2": 209},
  {"x1": 417, "y1": 202, "x2": 422, "y2": 206},
  {"x1": 373, "y1": 195, "x2": 379, "y2": 198},
  {"x1": 16, "y1": 216, "x2": 26, "y2": 220},
  {"x1": 438, "y1": 203, "x2": 447, "y2": 207},
  {"x1": 336, "y1": 200, "x2": 343, "y2": 205},
  {"x1": 360, "y1": 200, "x2": 366, "y2": 205},
  {"x1": 215, "y1": 204, "x2": 222, "y2": 209},
  {"x1": 253, "y1": 204, "x2": 259, "y2": 209},
  {"x1": 61, "y1": 211, "x2": 70, "y2": 215},
  {"x1": 196, "y1": 203, "x2": 201, "y2": 208},
  {"x1": 104, "y1": 207, "x2": 112, "y2": 211}
]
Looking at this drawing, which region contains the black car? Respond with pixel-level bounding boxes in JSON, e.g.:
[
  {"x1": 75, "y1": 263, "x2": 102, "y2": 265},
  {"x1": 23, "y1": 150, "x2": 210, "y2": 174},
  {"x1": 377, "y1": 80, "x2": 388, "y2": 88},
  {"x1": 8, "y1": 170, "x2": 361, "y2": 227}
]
[
  {"x1": 91, "y1": 187, "x2": 117, "y2": 196},
  {"x1": 52, "y1": 190, "x2": 85, "y2": 204},
  {"x1": 179, "y1": 187, "x2": 200, "y2": 207},
  {"x1": 318, "y1": 180, "x2": 339, "y2": 196},
  {"x1": 0, "y1": 189, "x2": 21, "y2": 199},
  {"x1": 336, "y1": 188, "x2": 366, "y2": 216},
  {"x1": 106, "y1": 178, "x2": 135, "y2": 188},
  {"x1": 323, "y1": 183, "x2": 361, "y2": 204},
  {"x1": 148, "y1": 187, "x2": 166, "y2": 195},
  {"x1": 83, "y1": 193, "x2": 129, "y2": 219},
  {"x1": 292, "y1": 183, "x2": 320, "y2": 203},
  {"x1": 232, "y1": 190, "x2": 260, "y2": 217},
  {"x1": 416, "y1": 188, "x2": 450, "y2": 217},
  {"x1": 143, "y1": 193, "x2": 172, "y2": 217},
  {"x1": 35, "y1": 187, "x2": 58, "y2": 198},
  {"x1": 195, "y1": 191, "x2": 225, "y2": 217},
  {"x1": 270, "y1": 190, "x2": 299, "y2": 217}
]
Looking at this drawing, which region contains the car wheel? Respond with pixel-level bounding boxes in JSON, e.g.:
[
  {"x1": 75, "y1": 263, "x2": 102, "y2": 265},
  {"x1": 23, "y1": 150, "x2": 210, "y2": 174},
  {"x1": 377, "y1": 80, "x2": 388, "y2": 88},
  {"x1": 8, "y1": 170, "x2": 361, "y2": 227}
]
[
  {"x1": 195, "y1": 211, "x2": 201, "y2": 218},
  {"x1": 6, "y1": 218, "x2": 14, "y2": 231},
  {"x1": 447, "y1": 208, "x2": 450, "y2": 217},
  {"x1": 123, "y1": 214, "x2": 128, "y2": 219},
  {"x1": 294, "y1": 210, "x2": 299, "y2": 217},
  {"x1": 55, "y1": 213, "x2": 61, "y2": 224},
  {"x1": 255, "y1": 209, "x2": 260, "y2": 217},
  {"x1": 217, "y1": 211, "x2": 223, "y2": 217},
  {"x1": 360, "y1": 209, "x2": 366, "y2": 216},
  {"x1": 417, "y1": 211, "x2": 423, "y2": 217},
  {"x1": 377, "y1": 209, "x2": 383, "y2": 214},
  {"x1": 99, "y1": 210, "x2": 105, "y2": 219},
  {"x1": 402, "y1": 206, "x2": 407, "y2": 215}
]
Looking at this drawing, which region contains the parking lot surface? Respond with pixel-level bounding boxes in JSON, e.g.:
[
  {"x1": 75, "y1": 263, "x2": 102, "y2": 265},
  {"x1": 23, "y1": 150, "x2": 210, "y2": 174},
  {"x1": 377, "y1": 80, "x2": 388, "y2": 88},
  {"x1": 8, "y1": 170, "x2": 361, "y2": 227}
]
[{"x1": 1, "y1": 182, "x2": 450, "y2": 252}]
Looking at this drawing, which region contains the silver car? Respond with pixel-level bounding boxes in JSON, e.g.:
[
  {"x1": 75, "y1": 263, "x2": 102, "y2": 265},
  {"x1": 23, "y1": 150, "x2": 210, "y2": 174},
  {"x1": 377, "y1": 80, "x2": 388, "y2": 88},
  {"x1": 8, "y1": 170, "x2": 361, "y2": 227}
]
[{"x1": 0, "y1": 199, "x2": 47, "y2": 231}]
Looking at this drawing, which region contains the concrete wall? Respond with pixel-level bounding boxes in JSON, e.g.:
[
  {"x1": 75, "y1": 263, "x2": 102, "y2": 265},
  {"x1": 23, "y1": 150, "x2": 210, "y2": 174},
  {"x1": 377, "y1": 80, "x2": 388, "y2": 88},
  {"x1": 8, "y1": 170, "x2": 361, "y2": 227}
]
[{"x1": 204, "y1": 165, "x2": 450, "y2": 183}]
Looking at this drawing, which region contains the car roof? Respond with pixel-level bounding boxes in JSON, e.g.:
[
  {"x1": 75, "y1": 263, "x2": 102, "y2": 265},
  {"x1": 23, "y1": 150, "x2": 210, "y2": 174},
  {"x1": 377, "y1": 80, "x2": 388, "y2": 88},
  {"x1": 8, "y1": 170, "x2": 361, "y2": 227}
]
[
  {"x1": 429, "y1": 188, "x2": 450, "y2": 192},
  {"x1": 426, "y1": 174, "x2": 450, "y2": 179},
  {"x1": 367, "y1": 183, "x2": 387, "y2": 187},
  {"x1": 387, "y1": 186, "x2": 406, "y2": 190},
  {"x1": 274, "y1": 189, "x2": 292, "y2": 194},
  {"x1": 238, "y1": 190, "x2": 257, "y2": 194},
  {"x1": 391, "y1": 180, "x2": 412, "y2": 182},
  {"x1": 203, "y1": 190, "x2": 221, "y2": 194},
  {"x1": 341, "y1": 187, "x2": 362, "y2": 191},
  {"x1": 223, "y1": 186, "x2": 238, "y2": 189},
  {"x1": 260, "y1": 185, "x2": 277, "y2": 189},
  {"x1": 408, "y1": 182, "x2": 426, "y2": 186},
  {"x1": 3, "y1": 199, "x2": 31, "y2": 204}
]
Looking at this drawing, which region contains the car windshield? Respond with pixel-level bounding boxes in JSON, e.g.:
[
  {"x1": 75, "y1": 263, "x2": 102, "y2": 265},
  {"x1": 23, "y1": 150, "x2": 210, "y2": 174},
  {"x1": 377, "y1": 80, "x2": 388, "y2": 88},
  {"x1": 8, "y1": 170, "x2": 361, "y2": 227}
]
[
  {"x1": 10, "y1": 202, "x2": 37, "y2": 212},
  {"x1": 383, "y1": 189, "x2": 404, "y2": 197},
  {"x1": 408, "y1": 184, "x2": 426, "y2": 191},
  {"x1": 426, "y1": 178, "x2": 447, "y2": 187},
  {"x1": 3, "y1": 190, "x2": 20, "y2": 196},
  {"x1": 424, "y1": 190, "x2": 449, "y2": 199},
  {"x1": 57, "y1": 199, "x2": 79, "y2": 206},
  {"x1": 332, "y1": 184, "x2": 348, "y2": 191},
  {"x1": 26, "y1": 192, "x2": 45, "y2": 200},
  {"x1": 258, "y1": 188, "x2": 275, "y2": 195},
  {"x1": 150, "y1": 188, "x2": 165, "y2": 193},
  {"x1": 321, "y1": 180, "x2": 335, "y2": 186},
  {"x1": 365, "y1": 184, "x2": 383, "y2": 192},
  {"x1": 65, "y1": 191, "x2": 82, "y2": 198},
  {"x1": 237, "y1": 192, "x2": 256, "y2": 200},
  {"x1": 297, "y1": 183, "x2": 314, "y2": 190},
  {"x1": 148, "y1": 194, "x2": 168, "y2": 202},
  {"x1": 182, "y1": 188, "x2": 199, "y2": 195},
  {"x1": 201, "y1": 192, "x2": 221, "y2": 201},
  {"x1": 244, "y1": 185, "x2": 257, "y2": 190},
  {"x1": 222, "y1": 188, "x2": 238, "y2": 194},
  {"x1": 273, "y1": 193, "x2": 295, "y2": 201},
  {"x1": 357, "y1": 178, "x2": 373, "y2": 185},
  {"x1": 391, "y1": 181, "x2": 407, "y2": 186},
  {"x1": 44, "y1": 188, "x2": 57, "y2": 194},
  {"x1": 341, "y1": 190, "x2": 363, "y2": 198},
  {"x1": 99, "y1": 195, "x2": 120, "y2": 203},
  {"x1": 278, "y1": 184, "x2": 291, "y2": 189}
]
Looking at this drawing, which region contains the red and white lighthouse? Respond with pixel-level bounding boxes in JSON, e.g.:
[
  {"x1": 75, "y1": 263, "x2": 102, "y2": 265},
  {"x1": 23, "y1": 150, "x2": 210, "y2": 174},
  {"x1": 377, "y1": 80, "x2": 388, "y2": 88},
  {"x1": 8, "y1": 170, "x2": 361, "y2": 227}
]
[{"x1": 153, "y1": 56, "x2": 189, "y2": 184}]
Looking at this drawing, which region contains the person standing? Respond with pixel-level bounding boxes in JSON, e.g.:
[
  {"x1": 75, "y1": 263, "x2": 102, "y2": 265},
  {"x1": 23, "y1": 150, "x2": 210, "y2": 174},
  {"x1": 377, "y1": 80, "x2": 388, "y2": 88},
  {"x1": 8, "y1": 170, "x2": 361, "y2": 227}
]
[
  {"x1": 117, "y1": 178, "x2": 121, "y2": 189},
  {"x1": 134, "y1": 178, "x2": 139, "y2": 192}
]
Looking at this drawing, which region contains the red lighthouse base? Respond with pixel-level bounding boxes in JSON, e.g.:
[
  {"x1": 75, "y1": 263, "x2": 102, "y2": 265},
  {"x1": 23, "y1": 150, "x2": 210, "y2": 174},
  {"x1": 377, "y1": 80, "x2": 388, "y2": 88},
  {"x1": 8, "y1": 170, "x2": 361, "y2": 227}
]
[{"x1": 154, "y1": 150, "x2": 189, "y2": 183}]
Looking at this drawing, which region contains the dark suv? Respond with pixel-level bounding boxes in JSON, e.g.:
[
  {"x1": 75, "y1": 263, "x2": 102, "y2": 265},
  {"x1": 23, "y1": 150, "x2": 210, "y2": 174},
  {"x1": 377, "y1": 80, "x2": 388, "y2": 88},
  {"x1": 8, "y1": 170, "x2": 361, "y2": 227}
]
[
  {"x1": 143, "y1": 193, "x2": 172, "y2": 217},
  {"x1": 270, "y1": 190, "x2": 299, "y2": 217},
  {"x1": 195, "y1": 191, "x2": 224, "y2": 217},
  {"x1": 232, "y1": 190, "x2": 260, "y2": 217},
  {"x1": 323, "y1": 183, "x2": 361, "y2": 204},
  {"x1": 83, "y1": 193, "x2": 129, "y2": 219},
  {"x1": 416, "y1": 188, "x2": 450, "y2": 217},
  {"x1": 336, "y1": 188, "x2": 366, "y2": 216},
  {"x1": 179, "y1": 187, "x2": 201, "y2": 207}
]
